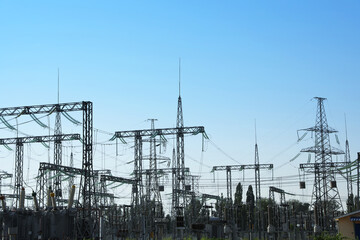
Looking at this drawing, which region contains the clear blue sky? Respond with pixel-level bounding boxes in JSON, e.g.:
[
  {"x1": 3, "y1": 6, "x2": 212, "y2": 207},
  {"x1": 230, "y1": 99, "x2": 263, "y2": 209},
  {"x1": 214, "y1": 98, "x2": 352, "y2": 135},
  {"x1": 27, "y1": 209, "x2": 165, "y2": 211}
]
[{"x1": 0, "y1": 1, "x2": 359, "y2": 209}]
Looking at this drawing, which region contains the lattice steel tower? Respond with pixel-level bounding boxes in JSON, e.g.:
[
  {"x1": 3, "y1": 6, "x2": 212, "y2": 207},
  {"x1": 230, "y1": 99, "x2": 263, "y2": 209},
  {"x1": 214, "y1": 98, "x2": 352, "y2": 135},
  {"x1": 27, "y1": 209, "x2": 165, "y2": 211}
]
[
  {"x1": 344, "y1": 116, "x2": 353, "y2": 212},
  {"x1": 54, "y1": 71, "x2": 63, "y2": 202},
  {"x1": 148, "y1": 118, "x2": 161, "y2": 202},
  {"x1": 254, "y1": 128, "x2": 263, "y2": 234},
  {"x1": 300, "y1": 97, "x2": 344, "y2": 230},
  {"x1": 54, "y1": 106, "x2": 63, "y2": 201},
  {"x1": 174, "y1": 59, "x2": 186, "y2": 239}
]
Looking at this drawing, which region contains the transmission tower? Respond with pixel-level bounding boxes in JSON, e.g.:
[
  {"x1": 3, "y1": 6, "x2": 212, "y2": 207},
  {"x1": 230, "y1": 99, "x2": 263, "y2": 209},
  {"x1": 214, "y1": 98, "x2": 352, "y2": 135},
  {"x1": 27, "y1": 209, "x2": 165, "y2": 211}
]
[
  {"x1": 147, "y1": 119, "x2": 161, "y2": 202},
  {"x1": 54, "y1": 105, "x2": 63, "y2": 202},
  {"x1": 299, "y1": 97, "x2": 344, "y2": 231},
  {"x1": 54, "y1": 70, "x2": 63, "y2": 202},
  {"x1": 344, "y1": 116, "x2": 354, "y2": 212},
  {"x1": 175, "y1": 59, "x2": 187, "y2": 239},
  {"x1": 254, "y1": 124, "x2": 264, "y2": 237}
]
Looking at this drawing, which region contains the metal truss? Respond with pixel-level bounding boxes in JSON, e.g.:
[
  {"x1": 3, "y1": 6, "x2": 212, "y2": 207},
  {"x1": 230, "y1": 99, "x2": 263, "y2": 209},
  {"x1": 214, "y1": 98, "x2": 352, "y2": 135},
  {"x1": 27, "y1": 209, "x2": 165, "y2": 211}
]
[
  {"x1": 298, "y1": 97, "x2": 344, "y2": 231},
  {"x1": 0, "y1": 134, "x2": 79, "y2": 207},
  {"x1": 0, "y1": 102, "x2": 84, "y2": 116},
  {"x1": 114, "y1": 126, "x2": 205, "y2": 140}
]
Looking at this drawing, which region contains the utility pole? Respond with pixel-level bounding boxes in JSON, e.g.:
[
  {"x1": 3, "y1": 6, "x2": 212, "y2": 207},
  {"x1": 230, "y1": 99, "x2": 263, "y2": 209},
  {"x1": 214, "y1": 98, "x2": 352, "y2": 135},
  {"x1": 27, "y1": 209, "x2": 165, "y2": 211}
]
[{"x1": 298, "y1": 97, "x2": 344, "y2": 231}]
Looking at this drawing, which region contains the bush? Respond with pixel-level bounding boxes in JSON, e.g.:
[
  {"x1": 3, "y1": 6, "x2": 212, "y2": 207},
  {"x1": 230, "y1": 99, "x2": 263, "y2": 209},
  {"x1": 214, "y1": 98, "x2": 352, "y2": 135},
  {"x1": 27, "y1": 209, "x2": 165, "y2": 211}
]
[{"x1": 314, "y1": 233, "x2": 347, "y2": 240}]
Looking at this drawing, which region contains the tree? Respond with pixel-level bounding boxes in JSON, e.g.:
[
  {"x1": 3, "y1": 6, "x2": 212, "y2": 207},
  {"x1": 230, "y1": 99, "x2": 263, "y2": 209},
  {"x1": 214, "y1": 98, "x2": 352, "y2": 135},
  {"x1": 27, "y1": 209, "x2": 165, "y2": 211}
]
[
  {"x1": 246, "y1": 185, "x2": 255, "y2": 230},
  {"x1": 246, "y1": 185, "x2": 255, "y2": 208},
  {"x1": 287, "y1": 199, "x2": 310, "y2": 214},
  {"x1": 214, "y1": 195, "x2": 226, "y2": 218},
  {"x1": 234, "y1": 182, "x2": 243, "y2": 206},
  {"x1": 346, "y1": 193, "x2": 354, "y2": 213},
  {"x1": 185, "y1": 196, "x2": 203, "y2": 225}
]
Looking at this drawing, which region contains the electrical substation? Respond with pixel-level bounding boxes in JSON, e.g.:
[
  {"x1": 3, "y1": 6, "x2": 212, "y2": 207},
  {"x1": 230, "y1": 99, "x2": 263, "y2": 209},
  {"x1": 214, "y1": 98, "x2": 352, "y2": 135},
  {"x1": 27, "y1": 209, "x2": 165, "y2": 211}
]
[{"x1": 0, "y1": 94, "x2": 357, "y2": 240}]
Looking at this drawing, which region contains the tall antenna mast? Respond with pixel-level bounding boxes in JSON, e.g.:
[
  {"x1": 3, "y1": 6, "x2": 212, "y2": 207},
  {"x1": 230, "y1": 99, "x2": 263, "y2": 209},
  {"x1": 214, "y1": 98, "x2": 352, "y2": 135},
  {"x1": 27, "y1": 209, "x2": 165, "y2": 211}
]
[
  {"x1": 345, "y1": 114, "x2": 348, "y2": 141},
  {"x1": 254, "y1": 119, "x2": 257, "y2": 144},
  {"x1": 254, "y1": 118, "x2": 262, "y2": 234},
  {"x1": 57, "y1": 68, "x2": 60, "y2": 104},
  {"x1": 344, "y1": 113, "x2": 353, "y2": 212},
  {"x1": 54, "y1": 67, "x2": 63, "y2": 203},
  {"x1": 178, "y1": 58, "x2": 181, "y2": 97}
]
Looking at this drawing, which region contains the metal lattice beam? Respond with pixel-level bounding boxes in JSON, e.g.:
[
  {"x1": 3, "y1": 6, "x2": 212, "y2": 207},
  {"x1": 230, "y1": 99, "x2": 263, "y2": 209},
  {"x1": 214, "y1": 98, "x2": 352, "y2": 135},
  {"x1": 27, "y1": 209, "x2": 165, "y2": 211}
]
[
  {"x1": 0, "y1": 134, "x2": 80, "y2": 145},
  {"x1": 115, "y1": 126, "x2": 204, "y2": 139},
  {"x1": 0, "y1": 102, "x2": 84, "y2": 116},
  {"x1": 212, "y1": 164, "x2": 273, "y2": 172}
]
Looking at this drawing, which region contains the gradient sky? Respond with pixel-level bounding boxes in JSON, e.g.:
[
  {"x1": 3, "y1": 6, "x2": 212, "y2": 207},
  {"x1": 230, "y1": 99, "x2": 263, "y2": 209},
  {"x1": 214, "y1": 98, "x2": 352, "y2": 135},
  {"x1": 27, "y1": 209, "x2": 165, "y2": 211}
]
[{"x1": 0, "y1": 1, "x2": 359, "y2": 210}]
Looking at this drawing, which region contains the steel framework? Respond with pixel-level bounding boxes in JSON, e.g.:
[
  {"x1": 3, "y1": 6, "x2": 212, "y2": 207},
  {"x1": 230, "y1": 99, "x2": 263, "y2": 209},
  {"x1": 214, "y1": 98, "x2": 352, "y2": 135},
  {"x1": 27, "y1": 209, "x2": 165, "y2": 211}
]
[
  {"x1": 36, "y1": 161, "x2": 83, "y2": 208},
  {"x1": 54, "y1": 106, "x2": 63, "y2": 202},
  {"x1": 0, "y1": 134, "x2": 80, "y2": 207},
  {"x1": 0, "y1": 171, "x2": 12, "y2": 195},
  {"x1": 0, "y1": 101, "x2": 96, "y2": 238},
  {"x1": 212, "y1": 164, "x2": 273, "y2": 202},
  {"x1": 298, "y1": 97, "x2": 344, "y2": 231}
]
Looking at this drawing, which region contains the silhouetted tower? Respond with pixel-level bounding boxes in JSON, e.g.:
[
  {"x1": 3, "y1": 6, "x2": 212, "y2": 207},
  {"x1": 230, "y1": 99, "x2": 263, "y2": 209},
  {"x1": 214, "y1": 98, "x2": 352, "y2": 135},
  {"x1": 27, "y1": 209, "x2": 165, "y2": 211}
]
[
  {"x1": 171, "y1": 146, "x2": 177, "y2": 217},
  {"x1": 254, "y1": 122, "x2": 261, "y2": 203},
  {"x1": 14, "y1": 141, "x2": 24, "y2": 208},
  {"x1": 177, "y1": 62, "x2": 185, "y2": 198},
  {"x1": 175, "y1": 59, "x2": 186, "y2": 238},
  {"x1": 254, "y1": 122, "x2": 263, "y2": 234},
  {"x1": 147, "y1": 119, "x2": 161, "y2": 202},
  {"x1": 54, "y1": 70, "x2": 63, "y2": 202},
  {"x1": 344, "y1": 116, "x2": 353, "y2": 211},
  {"x1": 300, "y1": 97, "x2": 344, "y2": 230}
]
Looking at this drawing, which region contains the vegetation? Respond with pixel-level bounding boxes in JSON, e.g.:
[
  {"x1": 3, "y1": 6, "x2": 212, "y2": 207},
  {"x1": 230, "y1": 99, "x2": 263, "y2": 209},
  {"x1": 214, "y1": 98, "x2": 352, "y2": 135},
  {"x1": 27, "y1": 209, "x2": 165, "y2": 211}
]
[{"x1": 314, "y1": 233, "x2": 348, "y2": 240}]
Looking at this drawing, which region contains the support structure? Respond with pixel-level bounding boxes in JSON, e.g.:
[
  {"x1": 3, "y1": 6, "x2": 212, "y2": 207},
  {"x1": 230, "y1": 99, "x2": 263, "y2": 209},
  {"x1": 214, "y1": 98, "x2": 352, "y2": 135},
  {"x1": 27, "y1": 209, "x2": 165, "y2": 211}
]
[
  {"x1": 176, "y1": 88, "x2": 186, "y2": 238},
  {"x1": 344, "y1": 118, "x2": 354, "y2": 212},
  {"x1": 36, "y1": 161, "x2": 83, "y2": 208},
  {"x1": 0, "y1": 134, "x2": 80, "y2": 207},
  {"x1": 79, "y1": 101, "x2": 96, "y2": 238},
  {"x1": 298, "y1": 97, "x2": 344, "y2": 231},
  {"x1": 0, "y1": 171, "x2": 12, "y2": 195},
  {"x1": 212, "y1": 163, "x2": 273, "y2": 235},
  {"x1": 0, "y1": 101, "x2": 97, "y2": 238},
  {"x1": 54, "y1": 106, "x2": 63, "y2": 202},
  {"x1": 114, "y1": 126, "x2": 205, "y2": 238},
  {"x1": 299, "y1": 162, "x2": 348, "y2": 223},
  {"x1": 212, "y1": 164, "x2": 273, "y2": 202},
  {"x1": 146, "y1": 119, "x2": 161, "y2": 203},
  {"x1": 14, "y1": 141, "x2": 23, "y2": 208},
  {"x1": 268, "y1": 186, "x2": 294, "y2": 234},
  {"x1": 254, "y1": 135, "x2": 264, "y2": 237},
  {"x1": 99, "y1": 174, "x2": 136, "y2": 207}
]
